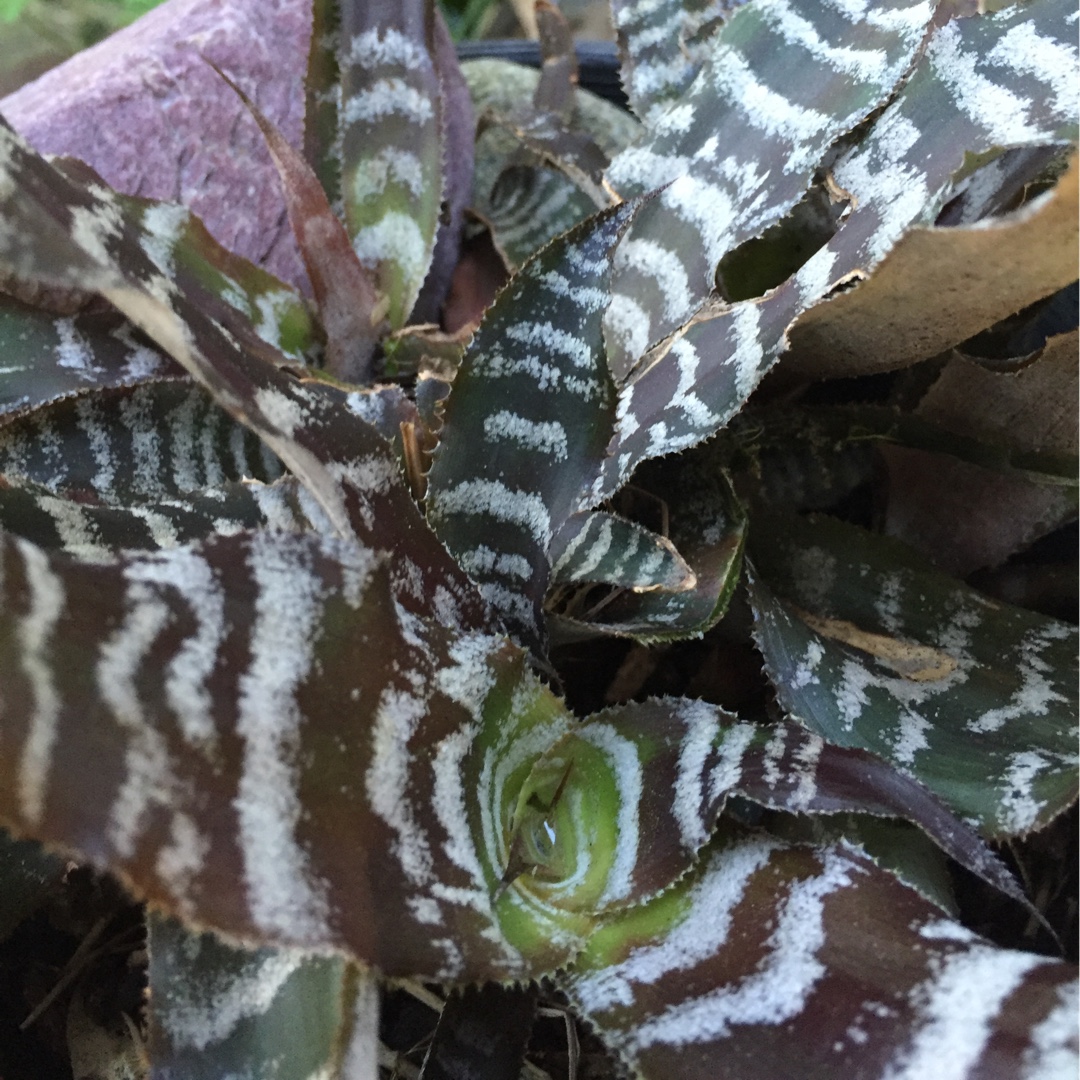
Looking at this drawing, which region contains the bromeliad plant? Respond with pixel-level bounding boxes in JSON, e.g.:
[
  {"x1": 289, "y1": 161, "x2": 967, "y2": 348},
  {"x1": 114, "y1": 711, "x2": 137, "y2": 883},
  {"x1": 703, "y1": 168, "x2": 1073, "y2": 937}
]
[{"x1": 0, "y1": 0, "x2": 1077, "y2": 1076}]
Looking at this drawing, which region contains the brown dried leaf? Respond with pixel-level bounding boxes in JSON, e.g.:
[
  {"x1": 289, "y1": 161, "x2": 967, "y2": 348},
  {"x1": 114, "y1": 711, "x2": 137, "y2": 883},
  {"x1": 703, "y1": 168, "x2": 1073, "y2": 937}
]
[
  {"x1": 783, "y1": 157, "x2": 1078, "y2": 378},
  {"x1": 884, "y1": 332, "x2": 1079, "y2": 574}
]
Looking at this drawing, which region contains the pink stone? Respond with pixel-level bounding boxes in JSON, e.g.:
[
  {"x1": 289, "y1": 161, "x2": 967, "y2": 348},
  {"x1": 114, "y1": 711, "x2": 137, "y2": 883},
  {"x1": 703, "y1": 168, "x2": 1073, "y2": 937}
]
[{"x1": 1, "y1": 0, "x2": 314, "y2": 293}]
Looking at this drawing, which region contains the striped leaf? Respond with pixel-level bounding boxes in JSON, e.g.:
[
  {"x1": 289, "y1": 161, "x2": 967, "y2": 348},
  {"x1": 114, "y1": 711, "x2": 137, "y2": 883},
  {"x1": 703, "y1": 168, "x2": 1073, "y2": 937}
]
[
  {"x1": 748, "y1": 513, "x2": 1079, "y2": 838},
  {"x1": 729, "y1": 404, "x2": 1079, "y2": 501},
  {"x1": 49, "y1": 157, "x2": 317, "y2": 364},
  {"x1": 463, "y1": 59, "x2": 642, "y2": 269},
  {"x1": 425, "y1": 201, "x2": 637, "y2": 656},
  {"x1": 0, "y1": 475, "x2": 322, "y2": 558},
  {"x1": 0, "y1": 297, "x2": 182, "y2": 424},
  {"x1": 550, "y1": 510, "x2": 695, "y2": 592},
  {"x1": 0, "y1": 521, "x2": 1024, "y2": 973},
  {"x1": 598, "y1": 0, "x2": 1078, "y2": 499},
  {"x1": 148, "y1": 914, "x2": 378, "y2": 1080},
  {"x1": 602, "y1": 0, "x2": 937, "y2": 377},
  {"x1": 0, "y1": 380, "x2": 282, "y2": 505},
  {"x1": 303, "y1": 0, "x2": 343, "y2": 209},
  {"x1": 337, "y1": 0, "x2": 445, "y2": 328},
  {"x1": 0, "y1": 115, "x2": 488, "y2": 627},
  {"x1": 0, "y1": 528, "x2": 569, "y2": 980},
  {"x1": 611, "y1": 0, "x2": 736, "y2": 128},
  {"x1": 525, "y1": 701, "x2": 1027, "y2": 916},
  {"x1": 565, "y1": 828, "x2": 1077, "y2": 1080},
  {"x1": 555, "y1": 450, "x2": 746, "y2": 642}
]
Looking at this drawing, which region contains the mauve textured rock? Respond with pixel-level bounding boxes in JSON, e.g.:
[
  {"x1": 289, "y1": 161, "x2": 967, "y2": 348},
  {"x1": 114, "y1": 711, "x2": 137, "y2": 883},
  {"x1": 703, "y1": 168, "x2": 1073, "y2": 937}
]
[{"x1": 1, "y1": 0, "x2": 314, "y2": 293}]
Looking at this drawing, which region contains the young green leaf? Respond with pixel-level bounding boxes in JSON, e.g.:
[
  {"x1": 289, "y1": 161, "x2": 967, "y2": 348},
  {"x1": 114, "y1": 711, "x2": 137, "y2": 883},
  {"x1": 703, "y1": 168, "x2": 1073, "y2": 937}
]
[{"x1": 527, "y1": 699, "x2": 1028, "y2": 915}]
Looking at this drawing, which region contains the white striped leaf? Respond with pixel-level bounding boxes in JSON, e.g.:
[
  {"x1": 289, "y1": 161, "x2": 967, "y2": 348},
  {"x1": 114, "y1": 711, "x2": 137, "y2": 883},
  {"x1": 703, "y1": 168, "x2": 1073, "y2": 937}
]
[
  {"x1": 0, "y1": 299, "x2": 182, "y2": 424},
  {"x1": 0, "y1": 523, "x2": 1027, "y2": 975},
  {"x1": 48, "y1": 157, "x2": 317, "y2": 364},
  {"x1": 550, "y1": 510, "x2": 695, "y2": 592},
  {"x1": 0, "y1": 527, "x2": 569, "y2": 980},
  {"x1": 598, "y1": 0, "x2": 1079, "y2": 499},
  {"x1": 336, "y1": 0, "x2": 446, "y2": 328},
  {"x1": 0, "y1": 476, "x2": 321, "y2": 558},
  {"x1": 729, "y1": 404, "x2": 1079, "y2": 504},
  {"x1": 522, "y1": 702, "x2": 1027, "y2": 918},
  {"x1": 0, "y1": 115, "x2": 489, "y2": 628},
  {"x1": 148, "y1": 913, "x2": 378, "y2": 1080},
  {"x1": 555, "y1": 450, "x2": 746, "y2": 643},
  {"x1": 564, "y1": 828, "x2": 1077, "y2": 1080},
  {"x1": 748, "y1": 512, "x2": 1079, "y2": 839},
  {"x1": 463, "y1": 59, "x2": 642, "y2": 270},
  {"x1": 425, "y1": 200, "x2": 638, "y2": 657},
  {"x1": 602, "y1": 0, "x2": 938, "y2": 379},
  {"x1": 611, "y1": 0, "x2": 737, "y2": 128},
  {"x1": 0, "y1": 380, "x2": 283, "y2": 505},
  {"x1": 309, "y1": 1, "x2": 472, "y2": 329}
]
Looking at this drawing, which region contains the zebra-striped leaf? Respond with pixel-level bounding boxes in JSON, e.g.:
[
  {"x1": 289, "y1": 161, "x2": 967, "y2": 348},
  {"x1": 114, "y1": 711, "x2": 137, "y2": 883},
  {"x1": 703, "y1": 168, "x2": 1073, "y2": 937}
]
[
  {"x1": 49, "y1": 157, "x2": 318, "y2": 365},
  {"x1": 556, "y1": 451, "x2": 746, "y2": 642},
  {"x1": 425, "y1": 200, "x2": 637, "y2": 656},
  {"x1": 602, "y1": 0, "x2": 937, "y2": 378},
  {"x1": 337, "y1": 0, "x2": 445, "y2": 328},
  {"x1": 147, "y1": 913, "x2": 377, "y2": 1080},
  {"x1": 0, "y1": 522, "x2": 1024, "y2": 986},
  {"x1": 0, "y1": 527, "x2": 570, "y2": 980},
  {"x1": 0, "y1": 475, "x2": 322, "y2": 558},
  {"x1": 463, "y1": 59, "x2": 641, "y2": 270},
  {"x1": 530, "y1": 701, "x2": 1026, "y2": 915},
  {"x1": 0, "y1": 298, "x2": 181, "y2": 424},
  {"x1": 550, "y1": 511, "x2": 695, "y2": 592},
  {"x1": 565, "y1": 828, "x2": 1077, "y2": 1080},
  {"x1": 599, "y1": 0, "x2": 1078, "y2": 499},
  {"x1": 0, "y1": 381, "x2": 283, "y2": 504},
  {"x1": 729, "y1": 403, "x2": 1078, "y2": 502},
  {"x1": 748, "y1": 513, "x2": 1079, "y2": 839},
  {"x1": 0, "y1": 115, "x2": 488, "y2": 626},
  {"x1": 611, "y1": 0, "x2": 737, "y2": 128}
]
